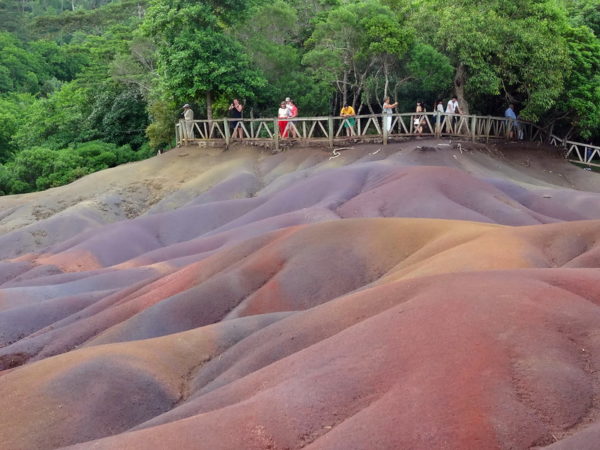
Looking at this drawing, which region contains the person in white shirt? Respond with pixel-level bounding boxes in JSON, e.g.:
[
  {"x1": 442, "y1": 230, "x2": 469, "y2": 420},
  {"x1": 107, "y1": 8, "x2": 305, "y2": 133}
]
[
  {"x1": 445, "y1": 96, "x2": 460, "y2": 132},
  {"x1": 182, "y1": 104, "x2": 194, "y2": 142},
  {"x1": 446, "y1": 96, "x2": 459, "y2": 114},
  {"x1": 285, "y1": 97, "x2": 299, "y2": 138},
  {"x1": 278, "y1": 101, "x2": 290, "y2": 137}
]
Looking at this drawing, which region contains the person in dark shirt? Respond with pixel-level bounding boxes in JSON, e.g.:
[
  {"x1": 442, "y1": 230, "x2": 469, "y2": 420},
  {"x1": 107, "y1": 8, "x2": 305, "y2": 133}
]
[{"x1": 228, "y1": 99, "x2": 244, "y2": 138}]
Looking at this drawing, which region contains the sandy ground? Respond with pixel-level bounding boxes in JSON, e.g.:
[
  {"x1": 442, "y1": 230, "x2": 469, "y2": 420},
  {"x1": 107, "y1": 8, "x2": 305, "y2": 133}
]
[{"x1": 1, "y1": 139, "x2": 600, "y2": 450}]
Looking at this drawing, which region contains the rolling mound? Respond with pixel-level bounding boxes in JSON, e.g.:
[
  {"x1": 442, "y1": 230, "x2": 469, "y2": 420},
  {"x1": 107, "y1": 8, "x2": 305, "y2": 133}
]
[{"x1": 1, "y1": 139, "x2": 600, "y2": 449}]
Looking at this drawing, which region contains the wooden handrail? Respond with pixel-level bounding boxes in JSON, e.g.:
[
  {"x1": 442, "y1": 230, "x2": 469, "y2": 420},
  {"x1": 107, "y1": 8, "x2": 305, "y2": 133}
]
[{"x1": 174, "y1": 113, "x2": 597, "y2": 166}]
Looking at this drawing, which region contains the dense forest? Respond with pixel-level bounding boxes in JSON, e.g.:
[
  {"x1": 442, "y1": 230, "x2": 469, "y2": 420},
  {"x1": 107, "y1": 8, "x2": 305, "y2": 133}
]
[{"x1": 0, "y1": 0, "x2": 598, "y2": 194}]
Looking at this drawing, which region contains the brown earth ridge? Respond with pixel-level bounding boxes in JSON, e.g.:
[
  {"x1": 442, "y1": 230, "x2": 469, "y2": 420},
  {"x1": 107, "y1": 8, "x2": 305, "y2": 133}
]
[{"x1": 1, "y1": 139, "x2": 600, "y2": 449}]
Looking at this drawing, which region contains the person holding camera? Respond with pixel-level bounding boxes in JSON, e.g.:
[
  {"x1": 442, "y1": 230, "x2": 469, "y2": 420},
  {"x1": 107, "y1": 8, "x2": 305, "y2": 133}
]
[{"x1": 228, "y1": 99, "x2": 244, "y2": 139}]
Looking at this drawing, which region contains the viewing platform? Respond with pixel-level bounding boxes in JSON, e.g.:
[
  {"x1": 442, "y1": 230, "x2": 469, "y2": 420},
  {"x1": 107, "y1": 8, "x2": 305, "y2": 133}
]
[{"x1": 176, "y1": 113, "x2": 599, "y2": 167}]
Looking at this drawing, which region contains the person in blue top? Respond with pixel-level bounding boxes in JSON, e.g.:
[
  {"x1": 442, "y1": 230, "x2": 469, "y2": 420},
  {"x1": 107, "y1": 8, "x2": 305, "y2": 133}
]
[{"x1": 505, "y1": 104, "x2": 517, "y2": 139}]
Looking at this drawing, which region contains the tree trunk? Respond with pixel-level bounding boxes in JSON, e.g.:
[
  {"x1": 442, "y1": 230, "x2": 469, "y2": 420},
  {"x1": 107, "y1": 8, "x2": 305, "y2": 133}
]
[
  {"x1": 383, "y1": 61, "x2": 389, "y2": 100},
  {"x1": 353, "y1": 86, "x2": 362, "y2": 111},
  {"x1": 206, "y1": 90, "x2": 213, "y2": 121},
  {"x1": 342, "y1": 70, "x2": 348, "y2": 107},
  {"x1": 454, "y1": 63, "x2": 469, "y2": 114},
  {"x1": 367, "y1": 101, "x2": 376, "y2": 115}
]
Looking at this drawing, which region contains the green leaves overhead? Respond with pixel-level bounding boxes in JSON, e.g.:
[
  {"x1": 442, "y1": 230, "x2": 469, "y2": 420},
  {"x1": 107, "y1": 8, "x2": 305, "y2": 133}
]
[
  {"x1": 143, "y1": 0, "x2": 266, "y2": 118},
  {"x1": 412, "y1": 0, "x2": 572, "y2": 117},
  {"x1": 0, "y1": 0, "x2": 599, "y2": 197}
]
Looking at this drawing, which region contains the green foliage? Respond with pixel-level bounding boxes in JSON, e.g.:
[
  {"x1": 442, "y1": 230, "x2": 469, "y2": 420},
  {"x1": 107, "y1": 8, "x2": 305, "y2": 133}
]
[
  {"x1": 146, "y1": 98, "x2": 177, "y2": 149},
  {"x1": 303, "y1": 0, "x2": 413, "y2": 106},
  {"x1": 0, "y1": 31, "x2": 86, "y2": 95},
  {"x1": 556, "y1": 25, "x2": 600, "y2": 139},
  {"x1": 4, "y1": 140, "x2": 141, "y2": 193},
  {"x1": 406, "y1": 43, "x2": 453, "y2": 94},
  {"x1": 31, "y1": 0, "x2": 148, "y2": 41},
  {"x1": 412, "y1": 0, "x2": 572, "y2": 117},
  {"x1": 0, "y1": 0, "x2": 24, "y2": 34},
  {"x1": 0, "y1": 32, "x2": 45, "y2": 93},
  {"x1": 0, "y1": 164, "x2": 16, "y2": 195},
  {"x1": 0, "y1": 0, "x2": 597, "y2": 198},
  {"x1": 235, "y1": 0, "x2": 332, "y2": 115},
  {"x1": 0, "y1": 94, "x2": 35, "y2": 162},
  {"x1": 564, "y1": 0, "x2": 600, "y2": 36},
  {"x1": 143, "y1": 0, "x2": 266, "y2": 118},
  {"x1": 8, "y1": 146, "x2": 85, "y2": 192},
  {"x1": 87, "y1": 85, "x2": 149, "y2": 149},
  {"x1": 13, "y1": 81, "x2": 91, "y2": 150},
  {"x1": 109, "y1": 36, "x2": 156, "y2": 96}
]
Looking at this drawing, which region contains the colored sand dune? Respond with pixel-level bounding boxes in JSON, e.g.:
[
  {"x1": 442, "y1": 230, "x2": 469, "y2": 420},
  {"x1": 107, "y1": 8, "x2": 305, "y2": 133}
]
[{"x1": 1, "y1": 140, "x2": 600, "y2": 449}]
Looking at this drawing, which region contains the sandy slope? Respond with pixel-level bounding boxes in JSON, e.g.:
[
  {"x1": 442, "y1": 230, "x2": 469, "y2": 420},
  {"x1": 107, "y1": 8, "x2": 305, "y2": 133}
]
[{"x1": 1, "y1": 139, "x2": 600, "y2": 450}]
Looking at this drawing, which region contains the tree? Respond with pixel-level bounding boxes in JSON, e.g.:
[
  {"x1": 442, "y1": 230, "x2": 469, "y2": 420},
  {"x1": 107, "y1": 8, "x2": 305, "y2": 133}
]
[
  {"x1": 12, "y1": 81, "x2": 90, "y2": 149},
  {"x1": 234, "y1": 0, "x2": 332, "y2": 116},
  {"x1": 85, "y1": 85, "x2": 149, "y2": 149},
  {"x1": 550, "y1": 25, "x2": 600, "y2": 140},
  {"x1": 303, "y1": 0, "x2": 412, "y2": 111},
  {"x1": 0, "y1": 31, "x2": 46, "y2": 93},
  {"x1": 413, "y1": 0, "x2": 570, "y2": 117},
  {"x1": 0, "y1": 94, "x2": 34, "y2": 162},
  {"x1": 143, "y1": 0, "x2": 266, "y2": 120},
  {"x1": 564, "y1": 0, "x2": 600, "y2": 37}
]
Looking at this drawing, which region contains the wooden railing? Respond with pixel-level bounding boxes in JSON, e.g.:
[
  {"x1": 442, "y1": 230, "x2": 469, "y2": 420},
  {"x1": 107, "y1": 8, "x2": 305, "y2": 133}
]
[
  {"x1": 548, "y1": 135, "x2": 600, "y2": 167},
  {"x1": 175, "y1": 113, "x2": 598, "y2": 166}
]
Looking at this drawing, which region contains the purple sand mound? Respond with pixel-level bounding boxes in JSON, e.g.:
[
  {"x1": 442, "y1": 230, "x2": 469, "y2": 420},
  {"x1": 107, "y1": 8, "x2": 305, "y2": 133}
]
[{"x1": 1, "y1": 141, "x2": 599, "y2": 449}]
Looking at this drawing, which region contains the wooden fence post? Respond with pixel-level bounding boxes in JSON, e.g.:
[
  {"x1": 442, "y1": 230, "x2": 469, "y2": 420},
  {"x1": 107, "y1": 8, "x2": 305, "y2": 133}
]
[
  {"x1": 328, "y1": 117, "x2": 334, "y2": 148},
  {"x1": 302, "y1": 121, "x2": 307, "y2": 143},
  {"x1": 274, "y1": 119, "x2": 279, "y2": 152},
  {"x1": 471, "y1": 115, "x2": 477, "y2": 141}
]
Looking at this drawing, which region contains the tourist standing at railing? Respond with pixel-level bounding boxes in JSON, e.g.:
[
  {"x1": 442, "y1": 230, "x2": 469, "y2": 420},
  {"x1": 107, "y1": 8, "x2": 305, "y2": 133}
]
[
  {"x1": 435, "y1": 100, "x2": 444, "y2": 133},
  {"x1": 446, "y1": 96, "x2": 460, "y2": 132},
  {"x1": 505, "y1": 104, "x2": 517, "y2": 139},
  {"x1": 516, "y1": 113, "x2": 524, "y2": 140},
  {"x1": 436, "y1": 100, "x2": 444, "y2": 114},
  {"x1": 415, "y1": 101, "x2": 426, "y2": 135},
  {"x1": 182, "y1": 104, "x2": 194, "y2": 142},
  {"x1": 382, "y1": 97, "x2": 398, "y2": 133},
  {"x1": 278, "y1": 101, "x2": 290, "y2": 137},
  {"x1": 228, "y1": 99, "x2": 244, "y2": 139},
  {"x1": 446, "y1": 96, "x2": 459, "y2": 114},
  {"x1": 286, "y1": 98, "x2": 299, "y2": 138},
  {"x1": 340, "y1": 103, "x2": 356, "y2": 136}
]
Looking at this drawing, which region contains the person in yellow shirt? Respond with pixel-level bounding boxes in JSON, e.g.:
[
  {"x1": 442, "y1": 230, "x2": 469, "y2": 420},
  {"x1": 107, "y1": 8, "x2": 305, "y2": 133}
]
[{"x1": 340, "y1": 103, "x2": 356, "y2": 136}]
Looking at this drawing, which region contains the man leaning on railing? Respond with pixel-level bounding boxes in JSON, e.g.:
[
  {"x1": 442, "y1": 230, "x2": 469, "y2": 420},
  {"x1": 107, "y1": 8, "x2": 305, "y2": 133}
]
[{"x1": 504, "y1": 104, "x2": 517, "y2": 140}]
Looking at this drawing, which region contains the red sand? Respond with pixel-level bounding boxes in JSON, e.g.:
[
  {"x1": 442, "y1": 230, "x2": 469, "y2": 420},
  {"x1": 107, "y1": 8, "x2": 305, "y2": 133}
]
[{"x1": 1, "y1": 142, "x2": 599, "y2": 449}]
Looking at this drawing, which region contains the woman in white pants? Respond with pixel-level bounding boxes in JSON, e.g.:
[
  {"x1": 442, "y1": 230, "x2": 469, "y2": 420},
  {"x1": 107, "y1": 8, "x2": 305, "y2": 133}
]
[{"x1": 382, "y1": 97, "x2": 398, "y2": 133}]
